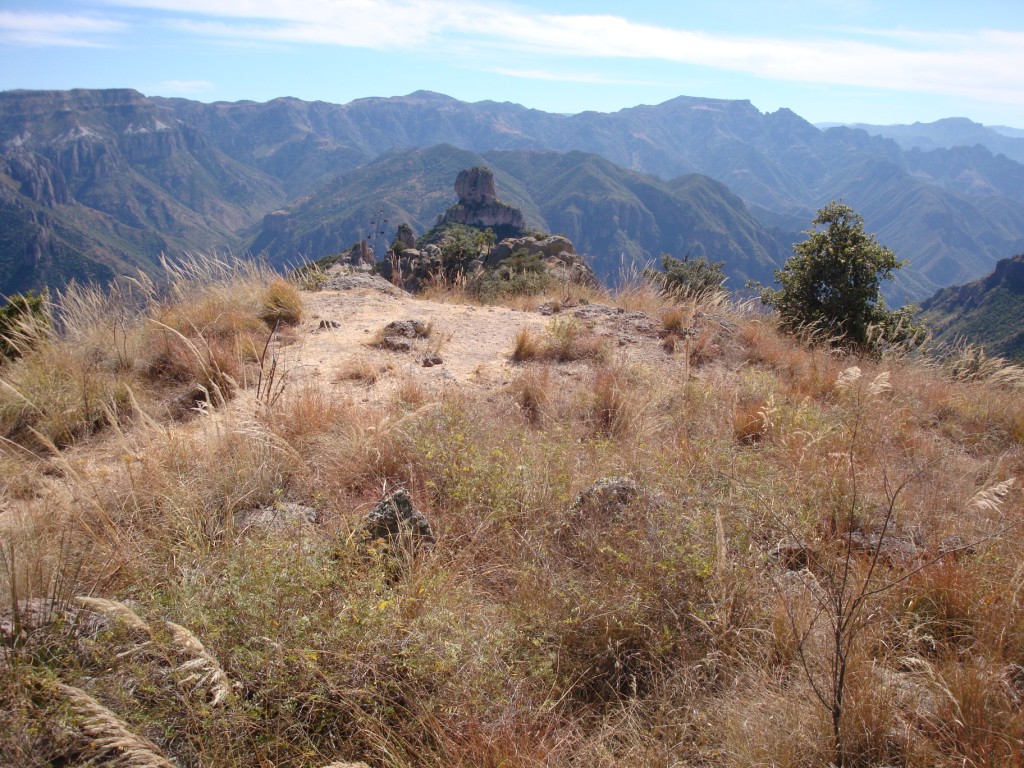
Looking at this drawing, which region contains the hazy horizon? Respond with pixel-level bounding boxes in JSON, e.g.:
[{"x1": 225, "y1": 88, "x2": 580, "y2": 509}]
[{"x1": 1, "y1": 1, "x2": 1023, "y2": 128}]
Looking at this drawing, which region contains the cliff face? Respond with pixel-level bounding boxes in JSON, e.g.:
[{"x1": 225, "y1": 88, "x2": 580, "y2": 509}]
[
  {"x1": 0, "y1": 89, "x2": 283, "y2": 293},
  {"x1": 922, "y1": 253, "x2": 1024, "y2": 361},
  {"x1": 439, "y1": 167, "x2": 525, "y2": 238}
]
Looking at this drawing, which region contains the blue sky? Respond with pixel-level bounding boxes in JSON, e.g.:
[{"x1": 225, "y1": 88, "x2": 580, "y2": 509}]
[{"x1": 2, "y1": 0, "x2": 1023, "y2": 127}]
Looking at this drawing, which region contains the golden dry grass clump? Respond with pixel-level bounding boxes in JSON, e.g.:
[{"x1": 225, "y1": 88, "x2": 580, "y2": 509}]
[
  {"x1": 3, "y1": 270, "x2": 1024, "y2": 767},
  {"x1": 512, "y1": 316, "x2": 609, "y2": 363},
  {"x1": 0, "y1": 256, "x2": 302, "y2": 448}
]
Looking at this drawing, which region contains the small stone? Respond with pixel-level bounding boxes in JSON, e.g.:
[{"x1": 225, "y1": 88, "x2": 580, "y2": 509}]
[{"x1": 422, "y1": 355, "x2": 443, "y2": 367}]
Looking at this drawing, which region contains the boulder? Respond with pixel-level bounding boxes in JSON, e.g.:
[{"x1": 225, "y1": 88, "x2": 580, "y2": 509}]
[
  {"x1": 847, "y1": 530, "x2": 919, "y2": 565},
  {"x1": 364, "y1": 489, "x2": 435, "y2": 546},
  {"x1": 558, "y1": 477, "x2": 665, "y2": 556},
  {"x1": 572, "y1": 476, "x2": 643, "y2": 521}
]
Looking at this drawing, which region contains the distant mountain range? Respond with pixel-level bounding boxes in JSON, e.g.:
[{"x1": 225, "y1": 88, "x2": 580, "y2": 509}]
[
  {"x1": 922, "y1": 253, "x2": 1024, "y2": 362},
  {"x1": 3, "y1": 88, "x2": 1024, "y2": 305},
  {"x1": 822, "y1": 117, "x2": 1024, "y2": 165}
]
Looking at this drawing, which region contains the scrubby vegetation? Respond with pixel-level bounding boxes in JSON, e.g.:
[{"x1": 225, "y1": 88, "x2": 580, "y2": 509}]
[
  {"x1": 0, "y1": 290, "x2": 48, "y2": 361},
  {"x1": 645, "y1": 253, "x2": 727, "y2": 298},
  {"x1": 760, "y1": 201, "x2": 925, "y2": 349},
  {"x1": 2, "y1": 259, "x2": 1023, "y2": 767}
]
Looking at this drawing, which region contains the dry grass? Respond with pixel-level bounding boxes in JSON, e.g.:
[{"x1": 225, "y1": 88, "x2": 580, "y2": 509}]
[
  {"x1": 509, "y1": 366, "x2": 552, "y2": 424},
  {"x1": 511, "y1": 317, "x2": 609, "y2": 364},
  {"x1": 52, "y1": 682, "x2": 177, "y2": 768},
  {"x1": 661, "y1": 305, "x2": 689, "y2": 334},
  {"x1": 334, "y1": 355, "x2": 386, "y2": 385},
  {"x1": 511, "y1": 327, "x2": 542, "y2": 362},
  {"x1": 589, "y1": 362, "x2": 640, "y2": 439},
  {"x1": 4, "y1": 274, "x2": 1024, "y2": 767},
  {"x1": 0, "y1": 256, "x2": 300, "y2": 448},
  {"x1": 259, "y1": 277, "x2": 304, "y2": 326}
]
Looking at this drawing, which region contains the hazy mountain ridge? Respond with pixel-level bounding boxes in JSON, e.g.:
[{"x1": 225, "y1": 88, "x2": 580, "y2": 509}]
[
  {"x1": 2, "y1": 88, "x2": 1024, "y2": 302},
  {"x1": 835, "y1": 117, "x2": 1024, "y2": 165}
]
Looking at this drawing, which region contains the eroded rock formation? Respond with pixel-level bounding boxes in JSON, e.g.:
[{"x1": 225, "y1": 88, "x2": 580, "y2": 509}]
[{"x1": 439, "y1": 167, "x2": 525, "y2": 236}]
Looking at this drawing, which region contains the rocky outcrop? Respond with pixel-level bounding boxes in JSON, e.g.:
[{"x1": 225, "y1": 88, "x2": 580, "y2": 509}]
[
  {"x1": 488, "y1": 235, "x2": 598, "y2": 287},
  {"x1": 454, "y1": 166, "x2": 497, "y2": 203},
  {"x1": 5, "y1": 147, "x2": 70, "y2": 207},
  {"x1": 262, "y1": 210, "x2": 291, "y2": 234},
  {"x1": 363, "y1": 488, "x2": 435, "y2": 546},
  {"x1": 393, "y1": 222, "x2": 416, "y2": 251},
  {"x1": 439, "y1": 166, "x2": 525, "y2": 237},
  {"x1": 326, "y1": 239, "x2": 375, "y2": 270}
]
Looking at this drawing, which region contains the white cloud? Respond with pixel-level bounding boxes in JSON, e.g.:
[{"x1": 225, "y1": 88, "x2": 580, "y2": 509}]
[
  {"x1": 95, "y1": 1, "x2": 1024, "y2": 104},
  {"x1": 0, "y1": 11, "x2": 127, "y2": 47}
]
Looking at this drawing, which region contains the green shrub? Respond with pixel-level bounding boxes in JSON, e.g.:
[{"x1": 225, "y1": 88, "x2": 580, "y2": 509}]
[
  {"x1": 645, "y1": 253, "x2": 726, "y2": 298},
  {"x1": 0, "y1": 291, "x2": 48, "y2": 360},
  {"x1": 759, "y1": 201, "x2": 925, "y2": 348}
]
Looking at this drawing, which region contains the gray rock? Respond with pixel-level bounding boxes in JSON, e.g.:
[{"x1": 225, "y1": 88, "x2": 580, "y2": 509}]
[
  {"x1": 454, "y1": 166, "x2": 498, "y2": 203},
  {"x1": 380, "y1": 337, "x2": 412, "y2": 352},
  {"x1": 364, "y1": 489, "x2": 435, "y2": 546},
  {"x1": 847, "y1": 530, "x2": 918, "y2": 564},
  {"x1": 383, "y1": 320, "x2": 430, "y2": 339},
  {"x1": 235, "y1": 502, "x2": 319, "y2": 531},
  {"x1": 394, "y1": 222, "x2": 416, "y2": 251},
  {"x1": 1, "y1": 598, "x2": 66, "y2": 644},
  {"x1": 571, "y1": 477, "x2": 642, "y2": 521},
  {"x1": 536, "y1": 235, "x2": 575, "y2": 257}
]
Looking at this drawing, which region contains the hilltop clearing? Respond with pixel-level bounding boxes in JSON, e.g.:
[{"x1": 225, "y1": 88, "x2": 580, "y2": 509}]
[{"x1": 2, "y1": 263, "x2": 1023, "y2": 767}]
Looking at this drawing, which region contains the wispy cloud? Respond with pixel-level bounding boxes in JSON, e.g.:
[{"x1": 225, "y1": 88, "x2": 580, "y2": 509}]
[
  {"x1": 0, "y1": 11, "x2": 128, "y2": 47},
  {"x1": 158, "y1": 79, "x2": 216, "y2": 94},
  {"x1": 93, "y1": 1, "x2": 1024, "y2": 104},
  {"x1": 487, "y1": 67, "x2": 655, "y2": 87}
]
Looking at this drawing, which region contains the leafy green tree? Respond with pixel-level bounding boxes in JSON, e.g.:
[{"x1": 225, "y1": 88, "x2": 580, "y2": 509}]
[
  {"x1": 645, "y1": 253, "x2": 726, "y2": 297},
  {"x1": 760, "y1": 201, "x2": 923, "y2": 347},
  {"x1": 474, "y1": 227, "x2": 496, "y2": 256}
]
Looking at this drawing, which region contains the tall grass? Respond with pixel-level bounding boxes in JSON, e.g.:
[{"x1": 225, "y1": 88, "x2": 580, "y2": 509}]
[
  {"x1": 0, "y1": 256, "x2": 299, "y2": 448},
  {"x1": 3, "y1": 268, "x2": 1024, "y2": 767}
]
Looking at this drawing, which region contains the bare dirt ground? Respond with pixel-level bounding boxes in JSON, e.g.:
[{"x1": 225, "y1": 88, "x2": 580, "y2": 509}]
[
  {"x1": 275, "y1": 268, "x2": 691, "y2": 404},
  {"x1": 292, "y1": 276, "x2": 549, "y2": 398}
]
